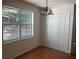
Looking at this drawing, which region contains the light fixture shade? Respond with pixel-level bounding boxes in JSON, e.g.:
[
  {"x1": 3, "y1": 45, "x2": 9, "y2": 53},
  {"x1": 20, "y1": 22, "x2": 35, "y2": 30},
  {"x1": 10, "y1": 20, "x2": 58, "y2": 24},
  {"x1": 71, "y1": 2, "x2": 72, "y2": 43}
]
[
  {"x1": 48, "y1": 9, "x2": 53, "y2": 15},
  {"x1": 41, "y1": 7, "x2": 49, "y2": 15}
]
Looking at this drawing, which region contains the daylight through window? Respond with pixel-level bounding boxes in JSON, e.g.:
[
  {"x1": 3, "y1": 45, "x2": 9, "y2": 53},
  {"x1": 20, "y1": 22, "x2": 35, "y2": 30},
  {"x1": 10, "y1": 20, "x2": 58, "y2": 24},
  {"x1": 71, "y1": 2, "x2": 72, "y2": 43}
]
[{"x1": 2, "y1": 5, "x2": 33, "y2": 43}]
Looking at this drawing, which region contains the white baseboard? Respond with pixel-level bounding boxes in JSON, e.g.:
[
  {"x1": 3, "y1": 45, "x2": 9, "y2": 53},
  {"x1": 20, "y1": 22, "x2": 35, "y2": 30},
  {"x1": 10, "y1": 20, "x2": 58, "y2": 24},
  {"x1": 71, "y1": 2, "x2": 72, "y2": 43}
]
[{"x1": 13, "y1": 44, "x2": 40, "y2": 58}]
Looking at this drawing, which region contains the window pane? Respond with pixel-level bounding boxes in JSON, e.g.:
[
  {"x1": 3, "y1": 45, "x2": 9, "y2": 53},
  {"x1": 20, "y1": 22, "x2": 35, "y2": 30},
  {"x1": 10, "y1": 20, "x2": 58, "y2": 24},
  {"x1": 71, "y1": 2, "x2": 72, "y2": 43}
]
[
  {"x1": 20, "y1": 11, "x2": 32, "y2": 24},
  {"x1": 21, "y1": 25, "x2": 32, "y2": 37},
  {"x1": 3, "y1": 25, "x2": 20, "y2": 41},
  {"x1": 2, "y1": 7, "x2": 20, "y2": 24},
  {"x1": 3, "y1": 25, "x2": 10, "y2": 41}
]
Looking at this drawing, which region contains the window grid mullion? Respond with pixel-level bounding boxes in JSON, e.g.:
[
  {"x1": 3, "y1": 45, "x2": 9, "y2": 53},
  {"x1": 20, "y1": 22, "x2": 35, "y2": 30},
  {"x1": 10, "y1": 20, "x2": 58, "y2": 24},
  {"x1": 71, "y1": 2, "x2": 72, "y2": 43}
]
[{"x1": 18, "y1": 11, "x2": 22, "y2": 40}]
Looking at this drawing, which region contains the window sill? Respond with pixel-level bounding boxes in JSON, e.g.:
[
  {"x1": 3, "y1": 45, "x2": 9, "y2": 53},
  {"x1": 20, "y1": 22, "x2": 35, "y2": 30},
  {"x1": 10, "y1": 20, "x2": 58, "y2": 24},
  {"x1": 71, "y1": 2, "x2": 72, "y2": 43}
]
[{"x1": 3, "y1": 35, "x2": 33, "y2": 45}]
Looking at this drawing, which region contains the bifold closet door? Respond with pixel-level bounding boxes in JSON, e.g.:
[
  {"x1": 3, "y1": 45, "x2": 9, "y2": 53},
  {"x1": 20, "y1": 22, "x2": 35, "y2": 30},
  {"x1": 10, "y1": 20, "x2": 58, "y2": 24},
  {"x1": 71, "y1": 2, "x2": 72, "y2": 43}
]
[{"x1": 45, "y1": 14, "x2": 70, "y2": 53}]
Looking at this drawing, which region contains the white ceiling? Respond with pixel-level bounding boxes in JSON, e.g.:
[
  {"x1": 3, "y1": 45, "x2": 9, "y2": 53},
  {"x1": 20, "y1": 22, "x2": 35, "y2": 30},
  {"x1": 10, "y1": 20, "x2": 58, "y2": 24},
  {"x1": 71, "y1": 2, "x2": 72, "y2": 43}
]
[{"x1": 21, "y1": 0, "x2": 76, "y2": 8}]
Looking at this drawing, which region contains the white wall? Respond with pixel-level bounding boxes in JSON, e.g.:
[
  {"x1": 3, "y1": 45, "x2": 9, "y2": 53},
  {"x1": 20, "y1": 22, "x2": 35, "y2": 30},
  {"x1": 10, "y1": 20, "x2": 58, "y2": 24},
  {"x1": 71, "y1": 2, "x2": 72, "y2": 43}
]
[
  {"x1": 40, "y1": 4, "x2": 74, "y2": 53},
  {"x1": 2, "y1": 0, "x2": 41, "y2": 59}
]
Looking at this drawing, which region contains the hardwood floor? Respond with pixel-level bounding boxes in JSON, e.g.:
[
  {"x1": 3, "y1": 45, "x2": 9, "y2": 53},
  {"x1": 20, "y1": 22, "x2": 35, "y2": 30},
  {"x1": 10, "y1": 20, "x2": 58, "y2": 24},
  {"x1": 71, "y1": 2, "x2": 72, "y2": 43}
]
[{"x1": 15, "y1": 46, "x2": 76, "y2": 59}]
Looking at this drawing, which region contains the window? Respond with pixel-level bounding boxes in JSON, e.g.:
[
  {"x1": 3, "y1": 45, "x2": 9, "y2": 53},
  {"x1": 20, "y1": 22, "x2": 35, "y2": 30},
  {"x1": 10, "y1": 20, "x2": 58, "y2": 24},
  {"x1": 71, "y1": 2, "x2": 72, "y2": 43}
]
[{"x1": 2, "y1": 5, "x2": 33, "y2": 43}]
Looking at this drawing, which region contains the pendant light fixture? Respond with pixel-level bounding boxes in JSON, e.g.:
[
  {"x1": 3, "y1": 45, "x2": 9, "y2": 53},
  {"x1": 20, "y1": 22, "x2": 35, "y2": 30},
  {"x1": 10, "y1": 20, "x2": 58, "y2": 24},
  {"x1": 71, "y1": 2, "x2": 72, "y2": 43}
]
[{"x1": 41, "y1": 0, "x2": 53, "y2": 15}]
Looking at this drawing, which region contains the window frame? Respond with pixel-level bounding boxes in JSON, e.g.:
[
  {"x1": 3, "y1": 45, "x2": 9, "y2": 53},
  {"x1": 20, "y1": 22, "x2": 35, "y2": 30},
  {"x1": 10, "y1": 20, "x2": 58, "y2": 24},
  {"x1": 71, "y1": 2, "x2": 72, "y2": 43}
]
[{"x1": 2, "y1": 5, "x2": 34, "y2": 44}]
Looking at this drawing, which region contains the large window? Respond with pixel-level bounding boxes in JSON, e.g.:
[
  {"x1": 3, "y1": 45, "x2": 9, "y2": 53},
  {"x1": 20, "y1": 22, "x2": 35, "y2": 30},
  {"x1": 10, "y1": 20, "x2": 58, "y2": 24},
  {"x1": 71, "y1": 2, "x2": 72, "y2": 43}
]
[{"x1": 2, "y1": 5, "x2": 33, "y2": 43}]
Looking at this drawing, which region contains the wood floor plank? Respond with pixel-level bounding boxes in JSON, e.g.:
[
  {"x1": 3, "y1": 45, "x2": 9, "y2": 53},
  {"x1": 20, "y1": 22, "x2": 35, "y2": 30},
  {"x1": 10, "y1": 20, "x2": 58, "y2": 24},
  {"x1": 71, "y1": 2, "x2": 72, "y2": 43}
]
[{"x1": 15, "y1": 46, "x2": 76, "y2": 59}]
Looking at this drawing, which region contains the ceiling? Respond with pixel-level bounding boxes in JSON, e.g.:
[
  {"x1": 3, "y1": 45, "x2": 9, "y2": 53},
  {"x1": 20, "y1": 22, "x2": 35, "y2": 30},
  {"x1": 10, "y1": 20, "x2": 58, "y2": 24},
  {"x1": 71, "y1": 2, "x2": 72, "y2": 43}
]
[{"x1": 21, "y1": 0, "x2": 76, "y2": 8}]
